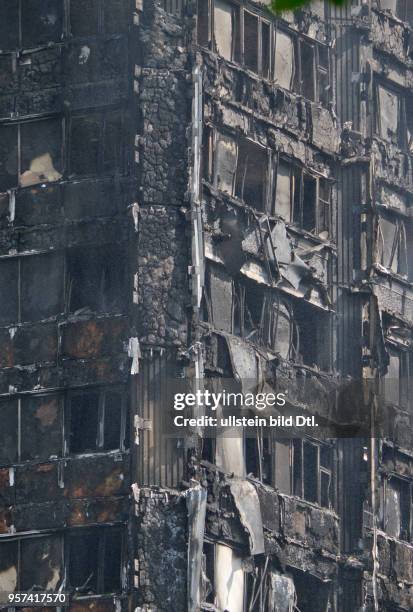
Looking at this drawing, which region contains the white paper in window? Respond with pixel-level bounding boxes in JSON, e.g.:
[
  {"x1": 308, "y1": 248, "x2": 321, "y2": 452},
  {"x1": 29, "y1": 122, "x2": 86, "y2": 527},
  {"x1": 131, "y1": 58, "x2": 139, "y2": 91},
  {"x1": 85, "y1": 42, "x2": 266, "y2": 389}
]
[
  {"x1": 215, "y1": 545, "x2": 245, "y2": 612},
  {"x1": 378, "y1": 86, "x2": 399, "y2": 141},
  {"x1": 274, "y1": 31, "x2": 294, "y2": 90},
  {"x1": 214, "y1": 0, "x2": 233, "y2": 61},
  {"x1": 275, "y1": 161, "x2": 292, "y2": 220},
  {"x1": 214, "y1": 133, "x2": 237, "y2": 194}
]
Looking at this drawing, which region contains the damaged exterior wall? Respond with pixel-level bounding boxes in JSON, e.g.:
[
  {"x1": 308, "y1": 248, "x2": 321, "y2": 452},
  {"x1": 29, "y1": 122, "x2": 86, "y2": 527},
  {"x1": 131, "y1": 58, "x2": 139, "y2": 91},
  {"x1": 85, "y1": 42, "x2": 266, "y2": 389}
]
[{"x1": 1, "y1": 0, "x2": 413, "y2": 611}]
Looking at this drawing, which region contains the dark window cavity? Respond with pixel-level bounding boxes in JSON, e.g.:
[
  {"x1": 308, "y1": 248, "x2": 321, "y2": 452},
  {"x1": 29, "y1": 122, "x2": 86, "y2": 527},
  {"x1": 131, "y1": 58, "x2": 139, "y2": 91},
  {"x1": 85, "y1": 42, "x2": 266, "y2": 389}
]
[
  {"x1": 20, "y1": 252, "x2": 64, "y2": 322},
  {"x1": 70, "y1": 111, "x2": 124, "y2": 177},
  {"x1": 0, "y1": 399, "x2": 18, "y2": 466},
  {"x1": 21, "y1": 0, "x2": 63, "y2": 48},
  {"x1": 244, "y1": 11, "x2": 259, "y2": 73},
  {"x1": 70, "y1": 0, "x2": 128, "y2": 36},
  {"x1": 0, "y1": 1, "x2": 63, "y2": 50},
  {"x1": 68, "y1": 386, "x2": 126, "y2": 454},
  {"x1": 0, "y1": 253, "x2": 63, "y2": 325},
  {"x1": 0, "y1": 259, "x2": 19, "y2": 325},
  {"x1": 68, "y1": 527, "x2": 123, "y2": 594},
  {"x1": 66, "y1": 244, "x2": 125, "y2": 314},
  {"x1": 293, "y1": 300, "x2": 331, "y2": 370}
]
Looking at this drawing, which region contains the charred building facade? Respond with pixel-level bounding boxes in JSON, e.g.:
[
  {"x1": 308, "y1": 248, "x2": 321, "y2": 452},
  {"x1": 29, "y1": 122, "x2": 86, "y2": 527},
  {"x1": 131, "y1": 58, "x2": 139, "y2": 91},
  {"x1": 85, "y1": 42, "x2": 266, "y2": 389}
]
[{"x1": 0, "y1": 0, "x2": 413, "y2": 611}]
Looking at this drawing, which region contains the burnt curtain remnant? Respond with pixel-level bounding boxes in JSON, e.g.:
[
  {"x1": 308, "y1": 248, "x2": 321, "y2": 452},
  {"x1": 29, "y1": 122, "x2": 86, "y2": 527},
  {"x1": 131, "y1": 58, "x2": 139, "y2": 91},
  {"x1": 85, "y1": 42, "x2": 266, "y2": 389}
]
[{"x1": 0, "y1": 0, "x2": 413, "y2": 611}]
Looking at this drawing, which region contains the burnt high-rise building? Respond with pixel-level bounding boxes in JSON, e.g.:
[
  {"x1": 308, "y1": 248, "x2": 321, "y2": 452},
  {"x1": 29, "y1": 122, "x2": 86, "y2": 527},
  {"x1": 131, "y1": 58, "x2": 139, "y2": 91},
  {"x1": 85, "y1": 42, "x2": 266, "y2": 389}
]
[{"x1": 0, "y1": 1, "x2": 413, "y2": 610}]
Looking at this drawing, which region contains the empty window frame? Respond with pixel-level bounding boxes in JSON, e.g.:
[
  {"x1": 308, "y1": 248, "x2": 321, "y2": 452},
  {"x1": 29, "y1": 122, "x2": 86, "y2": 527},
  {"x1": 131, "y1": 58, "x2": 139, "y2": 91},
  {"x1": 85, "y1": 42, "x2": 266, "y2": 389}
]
[
  {"x1": 379, "y1": 0, "x2": 413, "y2": 24},
  {"x1": 274, "y1": 29, "x2": 330, "y2": 104},
  {"x1": 382, "y1": 346, "x2": 410, "y2": 409},
  {"x1": 271, "y1": 438, "x2": 333, "y2": 508},
  {"x1": 67, "y1": 527, "x2": 123, "y2": 594},
  {"x1": 0, "y1": 252, "x2": 64, "y2": 325},
  {"x1": 197, "y1": 1, "x2": 270, "y2": 77},
  {"x1": 377, "y1": 215, "x2": 408, "y2": 277},
  {"x1": 243, "y1": 11, "x2": 271, "y2": 78},
  {"x1": 293, "y1": 438, "x2": 333, "y2": 508},
  {"x1": 68, "y1": 386, "x2": 127, "y2": 454},
  {"x1": 69, "y1": 111, "x2": 124, "y2": 177},
  {"x1": 197, "y1": 0, "x2": 240, "y2": 62},
  {"x1": 66, "y1": 244, "x2": 126, "y2": 314},
  {"x1": 381, "y1": 475, "x2": 412, "y2": 541},
  {"x1": 374, "y1": 83, "x2": 408, "y2": 148},
  {"x1": 69, "y1": 0, "x2": 129, "y2": 36},
  {"x1": 274, "y1": 159, "x2": 332, "y2": 237},
  {"x1": 0, "y1": 118, "x2": 63, "y2": 192},
  {"x1": 0, "y1": 0, "x2": 63, "y2": 51},
  {"x1": 213, "y1": 132, "x2": 270, "y2": 212},
  {"x1": 214, "y1": 0, "x2": 240, "y2": 63},
  {"x1": 294, "y1": 38, "x2": 316, "y2": 101}
]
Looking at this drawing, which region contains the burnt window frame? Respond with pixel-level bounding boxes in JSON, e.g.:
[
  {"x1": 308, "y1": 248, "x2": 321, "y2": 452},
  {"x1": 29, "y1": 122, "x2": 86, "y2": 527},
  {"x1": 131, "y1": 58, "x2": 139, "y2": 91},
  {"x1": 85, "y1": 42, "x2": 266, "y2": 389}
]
[
  {"x1": 0, "y1": 527, "x2": 125, "y2": 596},
  {"x1": 211, "y1": 128, "x2": 273, "y2": 213},
  {"x1": 381, "y1": 343, "x2": 411, "y2": 411},
  {"x1": 68, "y1": 108, "x2": 126, "y2": 179},
  {"x1": 269, "y1": 437, "x2": 334, "y2": 509},
  {"x1": 0, "y1": 251, "x2": 65, "y2": 325},
  {"x1": 66, "y1": 385, "x2": 128, "y2": 456},
  {"x1": 233, "y1": 278, "x2": 294, "y2": 356},
  {"x1": 242, "y1": 8, "x2": 272, "y2": 78},
  {"x1": 197, "y1": 0, "x2": 241, "y2": 62},
  {"x1": 197, "y1": 4, "x2": 331, "y2": 97},
  {"x1": 0, "y1": 243, "x2": 126, "y2": 327},
  {"x1": 274, "y1": 156, "x2": 333, "y2": 238},
  {"x1": 381, "y1": 474, "x2": 413, "y2": 542},
  {"x1": 245, "y1": 427, "x2": 272, "y2": 484},
  {"x1": 376, "y1": 213, "x2": 409, "y2": 279},
  {"x1": 274, "y1": 26, "x2": 331, "y2": 105},
  {"x1": 292, "y1": 299, "x2": 333, "y2": 371},
  {"x1": 0, "y1": 385, "x2": 128, "y2": 467},
  {"x1": 0, "y1": 533, "x2": 64, "y2": 593},
  {"x1": 65, "y1": 243, "x2": 127, "y2": 315},
  {"x1": 66, "y1": 526, "x2": 125, "y2": 595},
  {"x1": 291, "y1": 438, "x2": 334, "y2": 509},
  {"x1": 0, "y1": 116, "x2": 64, "y2": 193},
  {"x1": 374, "y1": 80, "x2": 409, "y2": 149}
]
